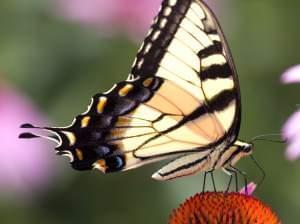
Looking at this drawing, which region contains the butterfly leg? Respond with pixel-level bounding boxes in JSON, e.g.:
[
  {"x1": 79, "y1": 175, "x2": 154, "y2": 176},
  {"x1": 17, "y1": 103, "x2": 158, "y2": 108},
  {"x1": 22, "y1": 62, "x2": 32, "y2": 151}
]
[
  {"x1": 234, "y1": 169, "x2": 238, "y2": 191},
  {"x1": 230, "y1": 165, "x2": 248, "y2": 194},
  {"x1": 223, "y1": 167, "x2": 238, "y2": 192},
  {"x1": 210, "y1": 171, "x2": 217, "y2": 192},
  {"x1": 202, "y1": 170, "x2": 216, "y2": 192},
  {"x1": 202, "y1": 172, "x2": 207, "y2": 193}
]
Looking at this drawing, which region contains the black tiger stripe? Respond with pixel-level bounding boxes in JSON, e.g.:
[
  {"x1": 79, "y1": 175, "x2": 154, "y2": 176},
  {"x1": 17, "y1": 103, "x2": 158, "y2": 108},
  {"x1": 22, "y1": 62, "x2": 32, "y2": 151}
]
[
  {"x1": 221, "y1": 147, "x2": 241, "y2": 167},
  {"x1": 158, "y1": 154, "x2": 208, "y2": 177},
  {"x1": 157, "y1": 89, "x2": 236, "y2": 135},
  {"x1": 200, "y1": 63, "x2": 232, "y2": 80},
  {"x1": 198, "y1": 41, "x2": 222, "y2": 58},
  {"x1": 159, "y1": 104, "x2": 209, "y2": 135},
  {"x1": 154, "y1": 89, "x2": 235, "y2": 140},
  {"x1": 134, "y1": 89, "x2": 236, "y2": 157},
  {"x1": 212, "y1": 144, "x2": 239, "y2": 170},
  {"x1": 208, "y1": 89, "x2": 236, "y2": 112}
]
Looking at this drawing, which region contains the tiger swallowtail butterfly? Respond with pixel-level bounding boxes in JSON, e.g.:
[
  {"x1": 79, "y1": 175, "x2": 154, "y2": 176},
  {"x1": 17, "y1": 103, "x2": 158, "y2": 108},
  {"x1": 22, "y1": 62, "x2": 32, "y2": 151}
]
[{"x1": 20, "y1": 0, "x2": 253, "y2": 181}]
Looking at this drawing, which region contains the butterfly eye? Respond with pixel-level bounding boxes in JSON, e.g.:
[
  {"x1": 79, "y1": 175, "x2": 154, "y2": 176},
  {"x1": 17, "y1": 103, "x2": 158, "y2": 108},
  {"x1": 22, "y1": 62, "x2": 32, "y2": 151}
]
[{"x1": 243, "y1": 144, "x2": 253, "y2": 153}]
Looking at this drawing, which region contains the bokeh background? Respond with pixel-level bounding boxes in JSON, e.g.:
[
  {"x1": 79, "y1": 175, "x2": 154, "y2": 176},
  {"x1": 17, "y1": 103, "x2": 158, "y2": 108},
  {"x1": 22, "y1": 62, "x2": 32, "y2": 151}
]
[{"x1": 1, "y1": 0, "x2": 300, "y2": 223}]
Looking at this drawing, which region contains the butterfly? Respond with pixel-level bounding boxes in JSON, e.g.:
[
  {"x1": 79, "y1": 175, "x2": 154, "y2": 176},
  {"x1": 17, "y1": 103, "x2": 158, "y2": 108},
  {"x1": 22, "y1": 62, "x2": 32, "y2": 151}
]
[{"x1": 20, "y1": 0, "x2": 253, "y2": 182}]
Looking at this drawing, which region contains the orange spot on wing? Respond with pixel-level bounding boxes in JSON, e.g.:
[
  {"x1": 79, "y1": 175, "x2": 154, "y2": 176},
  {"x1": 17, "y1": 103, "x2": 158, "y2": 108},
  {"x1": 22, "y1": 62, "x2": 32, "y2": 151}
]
[
  {"x1": 75, "y1": 148, "x2": 84, "y2": 161},
  {"x1": 97, "y1": 96, "x2": 107, "y2": 113},
  {"x1": 81, "y1": 116, "x2": 91, "y2": 128},
  {"x1": 119, "y1": 84, "x2": 134, "y2": 96},
  {"x1": 143, "y1": 78, "x2": 154, "y2": 87},
  {"x1": 94, "y1": 159, "x2": 107, "y2": 173}
]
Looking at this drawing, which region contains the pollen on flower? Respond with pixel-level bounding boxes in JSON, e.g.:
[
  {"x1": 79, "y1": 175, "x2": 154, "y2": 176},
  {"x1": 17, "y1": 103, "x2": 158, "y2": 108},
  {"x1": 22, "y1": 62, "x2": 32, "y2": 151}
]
[{"x1": 169, "y1": 192, "x2": 280, "y2": 224}]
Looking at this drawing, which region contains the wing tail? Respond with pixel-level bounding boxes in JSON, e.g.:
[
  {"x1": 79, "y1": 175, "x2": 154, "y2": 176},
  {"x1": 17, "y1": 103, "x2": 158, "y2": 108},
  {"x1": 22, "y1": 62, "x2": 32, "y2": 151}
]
[{"x1": 19, "y1": 123, "x2": 61, "y2": 144}]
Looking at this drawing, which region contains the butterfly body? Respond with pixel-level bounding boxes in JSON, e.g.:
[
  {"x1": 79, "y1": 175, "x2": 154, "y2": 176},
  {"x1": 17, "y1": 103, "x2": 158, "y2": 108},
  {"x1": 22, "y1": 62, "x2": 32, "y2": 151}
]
[
  {"x1": 152, "y1": 140, "x2": 253, "y2": 180},
  {"x1": 20, "y1": 0, "x2": 253, "y2": 181}
]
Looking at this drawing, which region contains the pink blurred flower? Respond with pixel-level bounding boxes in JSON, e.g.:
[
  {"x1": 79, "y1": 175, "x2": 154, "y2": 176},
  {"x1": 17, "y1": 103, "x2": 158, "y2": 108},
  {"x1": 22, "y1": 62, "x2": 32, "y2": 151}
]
[
  {"x1": 239, "y1": 182, "x2": 257, "y2": 195},
  {"x1": 0, "y1": 84, "x2": 56, "y2": 198},
  {"x1": 282, "y1": 110, "x2": 300, "y2": 160},
  {"x1": 54, "y1": 0, "x2": 219, "y2": 40},
  {"x1": 281, "y1": 64, "x2": 300, "y2": 84},
  {"x1": 55, "y1": 0, "x2": 161, "y2": 39},
  {"x1": 281, "y1": 65, "x2": 300, "y2": 160}
]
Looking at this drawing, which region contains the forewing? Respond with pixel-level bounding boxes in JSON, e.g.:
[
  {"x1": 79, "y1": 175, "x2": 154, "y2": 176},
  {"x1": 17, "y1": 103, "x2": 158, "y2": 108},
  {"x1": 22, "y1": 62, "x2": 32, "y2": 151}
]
[{"x1": 129, "y1": 0, "x2": 241, "y2": 157}]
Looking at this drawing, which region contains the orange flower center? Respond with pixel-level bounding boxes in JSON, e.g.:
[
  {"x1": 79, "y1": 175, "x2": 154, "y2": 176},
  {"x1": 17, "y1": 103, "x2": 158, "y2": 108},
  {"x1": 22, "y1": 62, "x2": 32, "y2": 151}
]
[{"x1": 169, "y1": 192, "x2": 280, "y2": 224}]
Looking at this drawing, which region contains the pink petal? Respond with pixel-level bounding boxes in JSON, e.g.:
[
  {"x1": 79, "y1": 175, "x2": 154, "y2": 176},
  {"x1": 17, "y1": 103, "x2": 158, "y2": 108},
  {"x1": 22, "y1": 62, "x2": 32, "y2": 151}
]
[
  {"x1": 282, "y1": 110, "x2": 300, "y2": 140},
  {"x1": 56, "y1": 0, "x2": 118, "y2": 26},
  {"x1": 54, "y1": 0, "x2": 219, "y2": 41},
  {"x1": 281, "y1": 64, "x2": 300, "y2": 84},
  {"x1": 0, "y1": 84, "x2": 56, "y2": 198},
  {"x1": 54, "y1": 0, "x2": 161, "y2": 37},
  {"x1": 285, "y1": 135, "x2": 300, "y2": 160},
  {"x1": 239, "y1": 182, "x2": 257, "y2": 195}
]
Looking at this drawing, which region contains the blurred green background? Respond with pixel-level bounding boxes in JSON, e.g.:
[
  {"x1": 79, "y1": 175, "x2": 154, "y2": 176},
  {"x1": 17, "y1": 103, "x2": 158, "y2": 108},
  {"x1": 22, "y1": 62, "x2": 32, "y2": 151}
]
[{"x1": 1, "y1": 0, "x2": 300, "y2": 223}]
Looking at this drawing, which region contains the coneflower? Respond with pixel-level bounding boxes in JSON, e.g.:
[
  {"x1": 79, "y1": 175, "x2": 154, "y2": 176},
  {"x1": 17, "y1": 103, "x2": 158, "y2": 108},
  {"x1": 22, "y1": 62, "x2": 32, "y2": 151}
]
[{"x1": 169, "y1": 184, "x2": 280, "y2": 224}]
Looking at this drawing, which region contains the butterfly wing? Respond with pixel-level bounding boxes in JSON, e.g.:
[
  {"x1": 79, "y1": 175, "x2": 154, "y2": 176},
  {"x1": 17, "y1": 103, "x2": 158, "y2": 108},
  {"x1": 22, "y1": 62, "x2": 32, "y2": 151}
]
[
  {"x1": 127, "y1": 0, "x2": 241, "y2": 156},
  {"x1": 20, "y1": 0, "x2": 242, "y2": 178}
]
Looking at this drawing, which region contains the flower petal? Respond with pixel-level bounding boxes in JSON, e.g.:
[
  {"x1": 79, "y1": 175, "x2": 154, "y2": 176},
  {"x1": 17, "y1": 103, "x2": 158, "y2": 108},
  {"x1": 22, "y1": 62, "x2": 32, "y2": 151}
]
[
  {"x1": 54, "y1": 0, "x2": 219, "y2": 41},
  {"x1": 285, "y1": 135, "x2": 300, "y2": 160},
  {"x1": 0, "y1": 85, "x2": 56, "y2": 198},
  {"x1": 282, "y1": 110, "x2": 300, "y2": 140},
  {"x1": 239, "y1": 182, "x2": 257, "y2": 195},
  {"x1": 54, "y1": 0, "x2": 161, "y2": 38},
  {"x1": 281, "y1": 64, "x2": 300, "y2": 84}
]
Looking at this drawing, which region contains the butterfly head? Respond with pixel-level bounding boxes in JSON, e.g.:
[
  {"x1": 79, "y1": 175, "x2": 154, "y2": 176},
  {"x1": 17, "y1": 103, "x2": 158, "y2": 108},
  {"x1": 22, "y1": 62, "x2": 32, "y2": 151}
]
[
  {"x1": 242, "y1": 143, "x2": 254, "y2": 154},
  {"x1": 235, "y1": 140, "x2": 254, "y2": 156}
]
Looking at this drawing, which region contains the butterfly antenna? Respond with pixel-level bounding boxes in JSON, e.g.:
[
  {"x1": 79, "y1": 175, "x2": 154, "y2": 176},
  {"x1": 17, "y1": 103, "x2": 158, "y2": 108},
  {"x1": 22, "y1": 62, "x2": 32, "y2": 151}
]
[
  {"x1": 250, "y1": 154, "x2": 265, "y2": 187},
  {"x1": 19, "y1": 123, "x2": 60, "y2": 144},
  {"x1": 250, "y1": 133, "x2": 286, "y2": 144}
]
